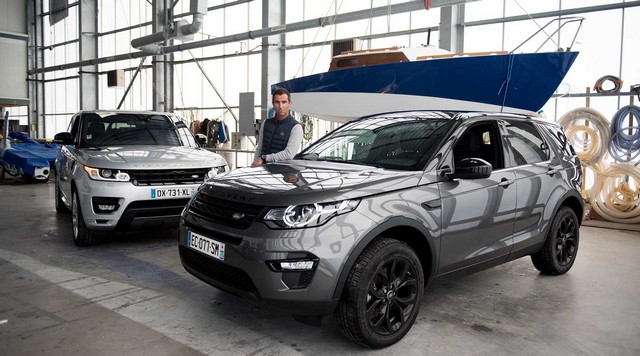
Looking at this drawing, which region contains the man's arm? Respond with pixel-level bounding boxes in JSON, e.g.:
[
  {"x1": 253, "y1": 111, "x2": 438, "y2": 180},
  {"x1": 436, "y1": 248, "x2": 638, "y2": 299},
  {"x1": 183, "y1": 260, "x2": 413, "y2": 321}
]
[
  {"x1": 253, "y1": 121, "x2": 266, "y2": 160},
  {"x1": 264, "y1": 124, "x2": 303, "y2": 162}
]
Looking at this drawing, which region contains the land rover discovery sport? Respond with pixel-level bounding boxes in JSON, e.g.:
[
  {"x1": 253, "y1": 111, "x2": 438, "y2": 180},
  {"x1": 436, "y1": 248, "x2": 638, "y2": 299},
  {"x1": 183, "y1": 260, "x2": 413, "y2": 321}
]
[{"x1": 178, "y1": 111, "x2": 583, "y2": 348}]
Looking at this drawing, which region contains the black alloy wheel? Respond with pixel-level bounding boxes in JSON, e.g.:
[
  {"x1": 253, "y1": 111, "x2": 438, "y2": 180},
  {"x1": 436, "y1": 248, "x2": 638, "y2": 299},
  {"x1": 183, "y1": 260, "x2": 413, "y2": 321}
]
[
  {"x1": 532, "y1": 206, "x2": 580, "y2": 275},
  {"x1": 335, "y1": 238, "x2": 424, "y2": 348},
  {"x1": 555, "y1": 213, "x2": 578, "y2": 267},
  {"x1": 366, "y1": 255, "x2": 420, "y2": 336}
]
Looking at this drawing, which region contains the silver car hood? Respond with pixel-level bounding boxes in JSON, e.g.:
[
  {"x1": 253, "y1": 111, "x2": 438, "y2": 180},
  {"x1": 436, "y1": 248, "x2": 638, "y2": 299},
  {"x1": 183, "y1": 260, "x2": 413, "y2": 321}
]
[
  {"x1": 200, "y1": 160, "x2": 423, "y2": 205},
  {"x1": 77, "y1": 145, "x2": 226, "y2": 169}
]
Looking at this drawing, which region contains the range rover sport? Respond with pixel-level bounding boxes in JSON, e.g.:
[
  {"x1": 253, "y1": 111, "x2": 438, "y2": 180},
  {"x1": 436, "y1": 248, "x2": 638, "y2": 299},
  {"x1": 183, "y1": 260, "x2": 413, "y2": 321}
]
[{"x1": 54, "y1": 110, "x2": 227, "y2": 246}]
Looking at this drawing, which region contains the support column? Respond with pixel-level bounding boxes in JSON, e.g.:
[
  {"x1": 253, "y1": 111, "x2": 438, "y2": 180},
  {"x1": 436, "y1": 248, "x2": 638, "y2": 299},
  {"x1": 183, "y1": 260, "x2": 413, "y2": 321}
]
[
  {"x1": 165, "y1": 52, "x2": 174, "y2": 112},
  {"x1": 260, "y1": 0, "x2": 285, "y2": 119},
  {"x1": 28, "y1": 0, "x2": 45, "y2": 137},
  {"x1": 439, "y1": 4, "x2": 465, "y2": 53},
  {"x1": 152, "y1": 0, "x2": 169, "y2": 112},
  {"x1": 78, "y1": 0, "x2": 98, "y2": 109}
]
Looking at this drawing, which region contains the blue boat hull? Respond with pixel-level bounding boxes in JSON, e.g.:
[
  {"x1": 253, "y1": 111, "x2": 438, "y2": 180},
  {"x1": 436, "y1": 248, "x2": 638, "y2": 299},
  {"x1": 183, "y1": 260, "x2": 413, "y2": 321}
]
[{"x1": 272, "y1": 51, "x2": 579, "y2": 122}]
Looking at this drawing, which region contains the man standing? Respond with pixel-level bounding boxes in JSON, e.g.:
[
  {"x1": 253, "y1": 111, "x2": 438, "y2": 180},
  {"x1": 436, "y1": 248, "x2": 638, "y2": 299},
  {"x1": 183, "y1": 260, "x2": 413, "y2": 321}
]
[{"x1": 252, "y1": 88, "x2": 303, "y2": 166}]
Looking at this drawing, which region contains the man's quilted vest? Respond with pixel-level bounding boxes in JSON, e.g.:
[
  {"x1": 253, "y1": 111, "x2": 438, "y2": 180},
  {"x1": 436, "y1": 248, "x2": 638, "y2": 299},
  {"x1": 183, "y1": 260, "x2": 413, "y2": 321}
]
[{"x1": 261, "y1": 114, "x2": 299, "y2": 155}]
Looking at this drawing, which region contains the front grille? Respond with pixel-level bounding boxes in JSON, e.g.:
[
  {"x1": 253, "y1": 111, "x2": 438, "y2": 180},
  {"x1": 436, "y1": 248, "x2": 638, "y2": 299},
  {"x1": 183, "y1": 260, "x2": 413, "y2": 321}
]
[
  {"x1": 183, "y1": 222, "x2": 243, "y2": 245},
  {"x1": 179, "y1": 245, "x2": 257, "y2": 293},
  {"x1": 127, "y1": 169, "x2": 210, "y2": 186},
  {"x1": 188, "y1": 193, "x2": 265, "y2": 229}
]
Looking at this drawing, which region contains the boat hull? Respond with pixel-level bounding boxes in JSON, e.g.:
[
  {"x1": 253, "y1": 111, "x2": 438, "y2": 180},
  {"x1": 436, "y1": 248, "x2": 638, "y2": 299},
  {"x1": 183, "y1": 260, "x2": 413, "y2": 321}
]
[{"x1": 273, "y1": 51, "x2": 579, "y2": 122}]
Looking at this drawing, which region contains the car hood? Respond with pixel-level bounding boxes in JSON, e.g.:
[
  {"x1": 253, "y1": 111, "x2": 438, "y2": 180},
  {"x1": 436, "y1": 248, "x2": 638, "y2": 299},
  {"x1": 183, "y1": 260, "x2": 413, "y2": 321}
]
[
  {"x1": 76, "y1": 145, "x2": 226, "y2": 169},
  {"x1": 199, "y1": 160, "x2": 423, "y2": 205}
]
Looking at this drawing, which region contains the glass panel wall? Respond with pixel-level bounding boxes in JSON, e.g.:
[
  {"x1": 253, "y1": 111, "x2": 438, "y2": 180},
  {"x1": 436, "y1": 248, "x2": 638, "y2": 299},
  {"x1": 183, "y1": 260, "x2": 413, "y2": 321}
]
[{"x1": 12, "y1": 0, "x2": 636, "y2": 171}]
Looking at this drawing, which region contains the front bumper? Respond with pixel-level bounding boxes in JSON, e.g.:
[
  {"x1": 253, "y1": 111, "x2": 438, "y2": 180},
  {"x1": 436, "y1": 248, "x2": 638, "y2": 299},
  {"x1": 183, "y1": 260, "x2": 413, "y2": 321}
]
[
  {"x1": 180, "y1": 244, "x2": 339, "y2": 315},
  {"x1": 177, "y1": 211, "x2": 374, "y2": 316},
  {"x1": 76, "y1": 179, "x2": 200, "y2": 231}
]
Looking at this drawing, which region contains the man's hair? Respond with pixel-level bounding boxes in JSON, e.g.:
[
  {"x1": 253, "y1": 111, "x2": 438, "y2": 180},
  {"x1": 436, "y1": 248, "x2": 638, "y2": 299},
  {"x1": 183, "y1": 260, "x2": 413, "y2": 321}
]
[{"x1": 272, "y1": 87, "x2": 291, "y2": 102}]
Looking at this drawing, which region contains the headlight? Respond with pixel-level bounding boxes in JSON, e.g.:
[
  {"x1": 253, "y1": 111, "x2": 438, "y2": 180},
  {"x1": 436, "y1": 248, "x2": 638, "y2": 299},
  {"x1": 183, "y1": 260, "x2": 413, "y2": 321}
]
[
  {"x1": 206, "y1": 166, "x2": 227, "y2": 179},
  {"x1": 83, "y1": 166, "x2": 130, "y2": 182},
  {"x1": 262, "y1": 199, "x2": 360, "y2": 228}
]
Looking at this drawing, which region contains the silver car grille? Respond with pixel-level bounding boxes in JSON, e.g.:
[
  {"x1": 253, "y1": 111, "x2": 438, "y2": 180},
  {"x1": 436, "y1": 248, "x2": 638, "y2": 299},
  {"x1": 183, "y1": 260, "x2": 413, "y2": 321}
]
[{"x1": 127, "y1": 169, "x2": 210, "y2": 186}]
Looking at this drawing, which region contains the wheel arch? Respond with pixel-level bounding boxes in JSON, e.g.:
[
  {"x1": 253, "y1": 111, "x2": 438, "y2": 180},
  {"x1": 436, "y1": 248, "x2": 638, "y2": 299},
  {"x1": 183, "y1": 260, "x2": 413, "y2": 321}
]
[
  {"x1": 331, "y1": 216, "x2": 437, "y2": 300},
  {"x1": 561, "y1": 193, "x2": 585, "y2": 225},
  {"x1": 70, "y1": 179, "x2": 78, "y2": 197}
]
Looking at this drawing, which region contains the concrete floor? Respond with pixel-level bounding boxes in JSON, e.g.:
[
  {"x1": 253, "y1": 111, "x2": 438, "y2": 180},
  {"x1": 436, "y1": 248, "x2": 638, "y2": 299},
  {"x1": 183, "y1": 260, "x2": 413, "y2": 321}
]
[{"x1": 0, "y1": 177, "x2": 639, "y2": 356}]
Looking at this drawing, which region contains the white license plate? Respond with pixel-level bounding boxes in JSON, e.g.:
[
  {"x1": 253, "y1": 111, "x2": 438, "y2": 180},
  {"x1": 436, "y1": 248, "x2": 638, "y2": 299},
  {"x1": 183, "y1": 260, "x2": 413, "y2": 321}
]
[
  {"x1": 187, "y1": 230, "x2": 225, "y2": 261},
  {"x1": 151, "y1": 187, "x2": 195, "y2": 199}
]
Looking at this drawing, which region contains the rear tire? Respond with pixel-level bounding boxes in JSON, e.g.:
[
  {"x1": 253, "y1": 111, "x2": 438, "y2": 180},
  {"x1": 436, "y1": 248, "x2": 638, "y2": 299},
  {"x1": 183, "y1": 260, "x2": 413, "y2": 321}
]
[
  {"x1": 531, "y1": 206, "x2": 579, "y2": 275},
  {"x1": 335, "y1": 238, "x2": 424, "y2": 348},
  {"x1": 72, "y1": 190, "x2": 99, "y2": 246}
]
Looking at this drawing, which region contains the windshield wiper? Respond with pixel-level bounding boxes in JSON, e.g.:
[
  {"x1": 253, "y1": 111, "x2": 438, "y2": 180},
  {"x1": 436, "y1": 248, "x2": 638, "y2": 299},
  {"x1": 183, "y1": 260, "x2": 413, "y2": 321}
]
[
  {"x1": 297, "y1": 153, "x2": 319, "y2": 161},
  {"x1": 316, "y1": 158, "x2": 383, "y2": 169},
  {"x1": 81, "y1": 142, "x2": 105, "y2": 150},
  {"x1": 345, "y1": 160, "x2": 384, "y2": 168}
]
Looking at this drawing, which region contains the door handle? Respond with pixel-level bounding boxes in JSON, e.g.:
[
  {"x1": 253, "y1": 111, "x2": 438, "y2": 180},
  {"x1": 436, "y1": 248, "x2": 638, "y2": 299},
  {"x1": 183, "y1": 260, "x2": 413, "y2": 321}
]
[
  {"x1": 498, "y1": 177, "x2": 514, "y2": 187},
  {"x1": 421, "y1": 200, "x2": 441, "y2": 210},
  {"x1": 547, "y1": 167, "x2": 560, "y2": 176}
]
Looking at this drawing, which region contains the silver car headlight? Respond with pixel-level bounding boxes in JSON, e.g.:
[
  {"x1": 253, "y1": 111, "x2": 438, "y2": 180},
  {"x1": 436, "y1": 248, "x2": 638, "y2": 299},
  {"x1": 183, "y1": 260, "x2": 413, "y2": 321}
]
[
  {"x1": 262, "y1": 199, "x2": 360, "y2": 228},
  {"x1": 206, "y1": 166, "x2": 227, "y2": 179},
  {"x1": 83, "y1": 166, "x2": 130, "y2": 182}
]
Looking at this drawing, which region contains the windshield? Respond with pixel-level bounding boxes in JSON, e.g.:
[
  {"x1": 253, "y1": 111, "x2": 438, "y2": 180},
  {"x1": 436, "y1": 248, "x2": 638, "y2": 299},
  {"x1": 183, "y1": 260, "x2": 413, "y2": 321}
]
[
  {"x1": 81, "y1": 113, "x2": 183, "y2": 147},
  {"x1": 299, "y1": 113, "x2": 455, "y2": 171}
]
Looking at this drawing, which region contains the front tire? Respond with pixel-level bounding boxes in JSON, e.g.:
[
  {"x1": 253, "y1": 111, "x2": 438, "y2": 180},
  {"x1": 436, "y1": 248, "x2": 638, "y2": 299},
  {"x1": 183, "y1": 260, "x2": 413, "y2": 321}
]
[
  {"x1": 531, "y1": 206, "x2": 579, "y2": 275},
  {"x1": 55, "y1": 178, "x2": 69, "y2": 213},
  {"x1": 72, "y1": 190, "x2": 99, "y2": 246},
  {"x1": 335, "y1": 238, "x2": 424, "y2": 348}
]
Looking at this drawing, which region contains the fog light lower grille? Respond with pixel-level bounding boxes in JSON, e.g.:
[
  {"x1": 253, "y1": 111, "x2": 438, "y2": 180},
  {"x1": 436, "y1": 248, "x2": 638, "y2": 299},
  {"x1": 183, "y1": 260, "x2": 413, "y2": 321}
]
[
  {"x1": 92, "y1": 197, "x2": 120, "y2": 214},
  {"x1": 266, "y1": 253, "x2": 319, "y2": 290},
  {"x1": 266, "y1": 258, "x2": 318, "y2": 272}
]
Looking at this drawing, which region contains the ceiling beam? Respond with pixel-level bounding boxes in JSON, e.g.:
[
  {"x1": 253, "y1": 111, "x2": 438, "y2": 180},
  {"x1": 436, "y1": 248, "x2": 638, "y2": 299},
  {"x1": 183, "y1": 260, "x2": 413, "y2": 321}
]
[{"x1": 28, "y1": 0, "x2": 480, "y2": 75}]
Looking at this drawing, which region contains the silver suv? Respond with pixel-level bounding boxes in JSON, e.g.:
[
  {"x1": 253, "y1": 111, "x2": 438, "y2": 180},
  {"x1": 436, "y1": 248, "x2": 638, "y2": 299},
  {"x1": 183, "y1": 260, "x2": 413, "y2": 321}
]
[
  {"x1": 178, "y1": 111, "x2": 583, "y2": 348},
  {"x1": 54, "y1": 110, "x2": 227, "y2": 246}
]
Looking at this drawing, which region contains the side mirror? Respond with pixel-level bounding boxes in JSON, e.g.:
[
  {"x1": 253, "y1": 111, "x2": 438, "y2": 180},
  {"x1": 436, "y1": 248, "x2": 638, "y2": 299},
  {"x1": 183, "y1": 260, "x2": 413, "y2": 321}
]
[
  {"x1": 446, "y1": 158, "x2": 492, "y2": 180},
  {"x1": 195, "y1": 133, "x2": 207, "y2": 147},
  {"x1": 54, "y1": 132, "x2": 74, "y2": 145}
]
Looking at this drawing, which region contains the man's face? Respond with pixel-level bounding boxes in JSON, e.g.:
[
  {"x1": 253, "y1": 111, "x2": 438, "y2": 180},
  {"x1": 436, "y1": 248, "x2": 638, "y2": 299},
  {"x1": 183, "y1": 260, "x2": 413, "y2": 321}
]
[{"x1": 272, "y1": 94, "x2": 291, "y2": 120}]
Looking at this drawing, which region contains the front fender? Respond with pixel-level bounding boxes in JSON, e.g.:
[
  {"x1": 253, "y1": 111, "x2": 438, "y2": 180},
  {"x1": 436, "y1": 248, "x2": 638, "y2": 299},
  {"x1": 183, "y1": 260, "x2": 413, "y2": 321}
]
[{"x1": 331, "y1": 215, "x2": 438, "y2": 300}]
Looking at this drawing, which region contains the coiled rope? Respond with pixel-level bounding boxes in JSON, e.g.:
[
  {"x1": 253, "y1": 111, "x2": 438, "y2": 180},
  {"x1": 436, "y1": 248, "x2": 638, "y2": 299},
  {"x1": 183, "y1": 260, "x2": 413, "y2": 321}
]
[
  {"x1": 558, "y1": 107, "x2": 610, "y2": 165},
  {"x1": 594, "y1": 75, "x2": 623, "y2": 93},
  {"x1": 589, "y1": 163, "x2": 640, "y2": 223},
  {"x1": 608, "y1": 105, "x2": 640, "y2": 163}
]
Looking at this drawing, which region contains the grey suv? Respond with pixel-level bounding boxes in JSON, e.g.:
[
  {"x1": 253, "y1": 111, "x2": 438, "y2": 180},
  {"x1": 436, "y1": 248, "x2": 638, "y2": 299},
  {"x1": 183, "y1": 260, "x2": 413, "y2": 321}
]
[
  {"x1": 178, "y1": 111, "x2": 583, "y2": 348},
  {"x1": 54, "y1": 110, "x2": 227, "y2": 246}
]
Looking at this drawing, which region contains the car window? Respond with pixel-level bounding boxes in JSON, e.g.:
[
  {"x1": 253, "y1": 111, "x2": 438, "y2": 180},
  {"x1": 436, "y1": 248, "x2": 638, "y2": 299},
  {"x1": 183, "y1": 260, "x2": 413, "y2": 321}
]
[
  {"x1": 452, "y1": 122, "x2": 503, "y2": 169},
  {"x1": 81, "y1": 113, "x2": 182, "y2": 147},
  {"x1": 540, "y1": 124, "x2": 575, "y2": 157},
  {"x1": 175, "y1": 120, "x2": 199, "y2": 147},
  {"x1": 67, "y1": 115, "x2": 77, "y2": 133},
  {"x1": 504, "y1": 121, "x2": 549, "y2": 165},
  {"x1": 300, "y1": 115, "x2": 454, "y2": 171}
]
